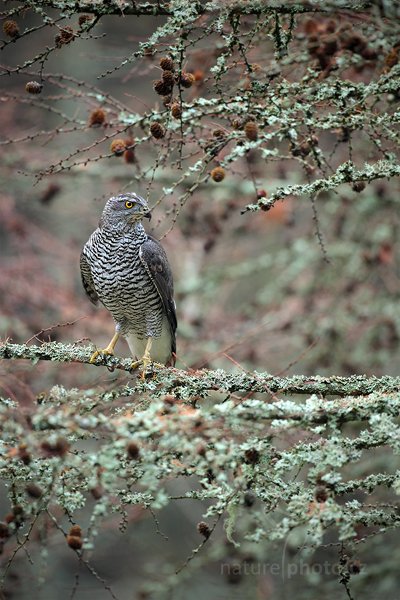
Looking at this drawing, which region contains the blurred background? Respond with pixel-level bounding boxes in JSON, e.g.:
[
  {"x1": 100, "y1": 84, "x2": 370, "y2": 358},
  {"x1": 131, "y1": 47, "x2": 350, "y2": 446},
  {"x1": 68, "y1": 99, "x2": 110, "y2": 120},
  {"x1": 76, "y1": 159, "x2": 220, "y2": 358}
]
[{"x1": 0, "y1": 2, "x2": 399, "y2": 598}]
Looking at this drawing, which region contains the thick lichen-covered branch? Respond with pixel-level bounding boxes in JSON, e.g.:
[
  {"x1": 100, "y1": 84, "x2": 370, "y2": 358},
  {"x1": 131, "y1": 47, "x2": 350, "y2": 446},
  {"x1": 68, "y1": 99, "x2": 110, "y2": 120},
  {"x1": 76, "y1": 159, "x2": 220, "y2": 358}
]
[
  {"x1": 1, "y1": 341, "x2": 400, "y2": 397},
  {"x1": 23, "y1": 0, "x2": 374, "y2": 17}
]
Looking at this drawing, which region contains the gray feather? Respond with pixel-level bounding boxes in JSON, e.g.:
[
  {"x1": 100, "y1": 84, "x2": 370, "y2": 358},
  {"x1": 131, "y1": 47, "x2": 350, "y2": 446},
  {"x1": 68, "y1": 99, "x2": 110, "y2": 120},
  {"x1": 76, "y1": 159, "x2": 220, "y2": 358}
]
[
  {"x1": 139, "y1": 235, "x2": 177, "y2": 354},
  {"x1": 80, "y1": 251, "x2": 99, "y2": 305}
]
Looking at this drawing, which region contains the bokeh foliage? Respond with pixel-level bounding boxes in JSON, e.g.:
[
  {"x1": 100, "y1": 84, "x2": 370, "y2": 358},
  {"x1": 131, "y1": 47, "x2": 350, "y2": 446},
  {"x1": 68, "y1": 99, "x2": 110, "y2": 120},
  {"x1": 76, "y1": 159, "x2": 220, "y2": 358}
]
[{"x1": 0, "y1": 1, "x2": 400, "y2": 599}]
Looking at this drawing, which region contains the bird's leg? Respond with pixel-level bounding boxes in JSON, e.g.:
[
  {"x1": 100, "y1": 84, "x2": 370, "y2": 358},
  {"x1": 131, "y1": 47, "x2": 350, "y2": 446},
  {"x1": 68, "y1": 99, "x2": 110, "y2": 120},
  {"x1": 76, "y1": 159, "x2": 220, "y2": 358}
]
[
  {"x1": 130, "y1": 337, "x2": 153, "y2": 375},
  {"x1": 142, "y1": 337, "x2": 153, "y2": 371},
  {"x1": 89, "y1": 330, "x2": 120, "y2": 364}
]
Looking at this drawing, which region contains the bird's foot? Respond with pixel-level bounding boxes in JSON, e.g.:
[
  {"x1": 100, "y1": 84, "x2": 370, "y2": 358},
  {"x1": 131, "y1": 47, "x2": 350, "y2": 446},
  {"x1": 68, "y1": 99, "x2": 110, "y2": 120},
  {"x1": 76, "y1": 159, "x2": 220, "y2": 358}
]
[
  {"x1": 89, "y1": 332, "x2": 120, "y2": 365},
  {"x1": 89, "y1": 348, "x2": 115, "y2": 364},
  {"x1": 129, "y1": 358, "x2": 142, "y2": 371},
  {"x1": 130, "y1": 354, "x2": 155, "y2": 379}
]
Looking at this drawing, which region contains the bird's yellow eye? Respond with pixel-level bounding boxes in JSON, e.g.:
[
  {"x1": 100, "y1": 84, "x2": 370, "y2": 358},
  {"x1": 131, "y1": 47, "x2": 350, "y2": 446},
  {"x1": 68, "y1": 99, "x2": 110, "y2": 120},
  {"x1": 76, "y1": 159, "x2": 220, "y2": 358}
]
[{"x1": 125, "y1": 201, "x2": 133, "y2": 209}]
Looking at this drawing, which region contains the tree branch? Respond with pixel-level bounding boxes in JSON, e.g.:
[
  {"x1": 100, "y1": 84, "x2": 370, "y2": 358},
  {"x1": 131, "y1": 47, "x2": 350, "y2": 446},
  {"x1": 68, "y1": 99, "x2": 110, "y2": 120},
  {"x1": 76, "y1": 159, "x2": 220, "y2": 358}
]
[
  {"x1": 31, "y1": 0, "x2": 373, "y2": 17},
  {"x1": 244, "y1": 160, "x2": 400, "y2": 213},
  {"x1": 1, "y1": 341, "x2": 399, "y2": 397}
]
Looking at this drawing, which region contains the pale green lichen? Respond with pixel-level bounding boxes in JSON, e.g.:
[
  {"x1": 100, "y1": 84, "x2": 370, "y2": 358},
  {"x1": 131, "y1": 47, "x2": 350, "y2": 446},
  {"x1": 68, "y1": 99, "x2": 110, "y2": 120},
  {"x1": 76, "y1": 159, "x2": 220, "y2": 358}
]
[{"x1": 1, "y1": 347, "x2": 400, "y2": 566}]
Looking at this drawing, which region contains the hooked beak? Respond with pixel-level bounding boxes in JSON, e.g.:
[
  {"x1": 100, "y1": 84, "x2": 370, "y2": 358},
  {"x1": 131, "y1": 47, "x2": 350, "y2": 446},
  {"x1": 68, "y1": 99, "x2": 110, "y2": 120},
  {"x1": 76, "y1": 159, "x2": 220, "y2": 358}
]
[{"x1": 128, "y1": 210, "x2": 152, "y2": 224}]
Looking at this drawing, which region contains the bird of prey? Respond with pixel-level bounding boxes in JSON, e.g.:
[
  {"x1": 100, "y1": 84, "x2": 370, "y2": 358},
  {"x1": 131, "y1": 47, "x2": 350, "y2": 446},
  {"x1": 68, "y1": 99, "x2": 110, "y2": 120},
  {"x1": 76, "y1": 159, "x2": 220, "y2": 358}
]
[{"x1": 80, "y1": 193, "x2": 177, "y2": 371}]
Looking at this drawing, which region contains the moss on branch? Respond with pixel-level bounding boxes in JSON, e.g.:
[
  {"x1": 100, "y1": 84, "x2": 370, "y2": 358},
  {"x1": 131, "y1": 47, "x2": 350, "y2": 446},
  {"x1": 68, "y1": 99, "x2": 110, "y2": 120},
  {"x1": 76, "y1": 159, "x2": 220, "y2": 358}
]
[
  {"x1": 244, "y1": 160, "x2": 400, "y2": 213},
  {"x1": 1, "y1": 339, "x2": 400, "y2": 596},
  {"x1": 1, "y1": 341, "x2": 400, "y2": 397},
  {"x1": 32, "y1": 0, "x2": 372, "y2": 17}
]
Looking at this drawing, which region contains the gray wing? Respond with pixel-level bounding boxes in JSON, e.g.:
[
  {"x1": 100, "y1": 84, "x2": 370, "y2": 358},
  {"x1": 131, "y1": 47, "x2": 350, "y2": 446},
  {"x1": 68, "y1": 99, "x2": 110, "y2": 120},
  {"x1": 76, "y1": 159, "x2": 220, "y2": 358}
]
[
  {"x1": 139, "y1": 235, "x2": 177, "y2": 347},
  {"x1": 80, "y1": 250, "x2": 99, "y2": 305}
]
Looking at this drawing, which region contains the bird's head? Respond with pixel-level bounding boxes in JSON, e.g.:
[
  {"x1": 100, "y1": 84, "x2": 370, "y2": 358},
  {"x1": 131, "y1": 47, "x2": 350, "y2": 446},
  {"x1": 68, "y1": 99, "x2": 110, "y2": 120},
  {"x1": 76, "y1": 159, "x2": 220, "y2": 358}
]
[{"x1": 100, "y1": 193, "x2": 151, "y2": 228}]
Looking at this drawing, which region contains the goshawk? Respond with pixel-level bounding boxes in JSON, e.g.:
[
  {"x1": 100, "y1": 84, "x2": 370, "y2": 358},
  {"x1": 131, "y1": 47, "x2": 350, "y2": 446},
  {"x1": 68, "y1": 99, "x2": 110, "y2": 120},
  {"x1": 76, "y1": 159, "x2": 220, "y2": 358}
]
[{"x1": 80, "y1": 193, "x2": 177, "y2": 370}]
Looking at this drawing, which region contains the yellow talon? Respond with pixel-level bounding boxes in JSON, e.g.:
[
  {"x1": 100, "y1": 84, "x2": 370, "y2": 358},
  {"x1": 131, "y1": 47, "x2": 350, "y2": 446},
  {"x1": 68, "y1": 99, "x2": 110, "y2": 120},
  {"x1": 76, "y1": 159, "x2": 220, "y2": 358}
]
[
  {"x1": 130, "y1": 358, "x2": 142, "y2": 371},
  {"x1": 89, "y1": 348, "x2": 114, "y2": 364},
  {"x1": 129, "y1": 356, "x2": 151, "y2": 379},
  {"x1": 89, "y1": 331, "x2": 120, "y2": 364}
]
